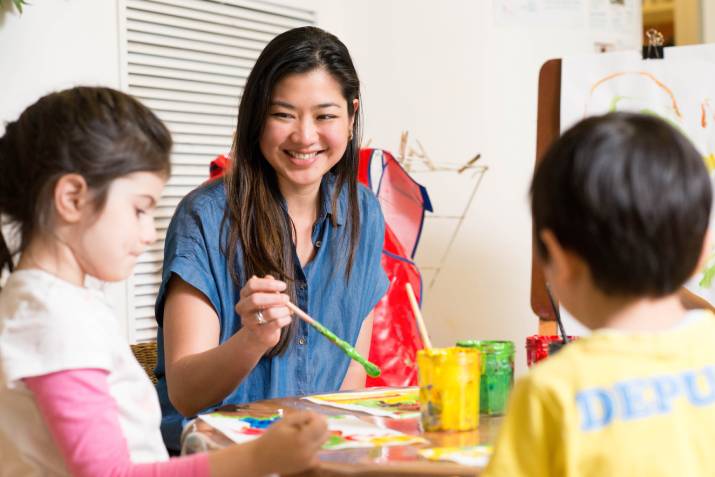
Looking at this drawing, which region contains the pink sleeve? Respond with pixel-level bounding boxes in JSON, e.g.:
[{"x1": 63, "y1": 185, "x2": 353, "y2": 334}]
[{"x1": 23, "y1": 368, "x2": 210, "y2": 477}]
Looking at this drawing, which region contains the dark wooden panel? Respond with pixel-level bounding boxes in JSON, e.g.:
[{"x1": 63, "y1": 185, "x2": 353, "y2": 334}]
[{"x1": 531, "y1": 59, "x2": 562, "y2": 323}]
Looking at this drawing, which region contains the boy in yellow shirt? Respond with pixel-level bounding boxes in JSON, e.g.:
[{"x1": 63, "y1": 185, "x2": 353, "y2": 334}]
[{"x1": 485, "y1": 112, "x2": 715, "y2": 477}]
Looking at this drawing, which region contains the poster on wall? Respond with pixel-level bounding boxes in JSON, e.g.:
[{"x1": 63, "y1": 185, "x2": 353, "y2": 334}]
[
  {"x1": 493, "y1": 0, "x2": 584, "y2": 27},
  {"x1": 493, "y1": 0, "x2": 640, "y2": 49},
  {"x1": 561, "y1": 43, "x2": 715, "y2": 304},
  {"x1": 588, "y1": 0, "x2": 638, "y2": 35}
]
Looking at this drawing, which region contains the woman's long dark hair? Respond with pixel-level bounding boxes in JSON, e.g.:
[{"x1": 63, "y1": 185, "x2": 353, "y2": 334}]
[
  {"x1": 0, "y1": 87, "x2": 172, "y2": 279},
  {"x1": 224, "y1": 27, "x2": 362, "y2": 356}
]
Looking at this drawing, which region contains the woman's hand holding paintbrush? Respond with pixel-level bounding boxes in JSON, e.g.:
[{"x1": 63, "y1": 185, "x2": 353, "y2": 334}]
[
  {"x1": 234, "y1": 275, "x2": 293, "y2": 350},
  {"x1": 237, "y1": 275, "x2": 381, "y2": 377}
]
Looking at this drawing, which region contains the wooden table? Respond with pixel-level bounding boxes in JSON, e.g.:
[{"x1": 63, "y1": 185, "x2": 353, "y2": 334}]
[{"x1": 181, "y1": 388, "x2": 503, "y2": 476}]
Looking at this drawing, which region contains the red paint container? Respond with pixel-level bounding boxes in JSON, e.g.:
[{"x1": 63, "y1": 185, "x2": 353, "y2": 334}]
[{"x1": 525, "y1": 335, "x2": 578, "y2": 367}]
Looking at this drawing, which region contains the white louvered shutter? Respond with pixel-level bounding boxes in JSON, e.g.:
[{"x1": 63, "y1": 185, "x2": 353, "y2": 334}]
[{"x1": 121, "y1": 0, "x2": 315, "y2": 342}]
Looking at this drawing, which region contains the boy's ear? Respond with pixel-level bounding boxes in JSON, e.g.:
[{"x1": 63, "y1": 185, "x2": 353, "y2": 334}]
[
  {"x1": 693, "y1": 229, "x2": 713, "y2": 276},
  {"x1": 54, "y1": 174, "x2": 90, "y2": 223},
  {"x1": 539, "y1": 229, "x2": 580, "y2": 284}
]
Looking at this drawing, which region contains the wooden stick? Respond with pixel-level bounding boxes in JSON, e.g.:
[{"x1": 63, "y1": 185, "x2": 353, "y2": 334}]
[
  {"x1": 457, "y1": 153, "x2": 482, "y2": 173},
  {"x1": 405, "y1": 283, "x2": 432, "y2": 350},
  {"x1": 286, "y1": 301, "x2": 319, "y2": 327},
  {"x1": 286, "y1": 301, "x2": 381, "y2": 378}
]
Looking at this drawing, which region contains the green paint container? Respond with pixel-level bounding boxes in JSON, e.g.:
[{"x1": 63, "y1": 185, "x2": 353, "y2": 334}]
[{"x1": 456, "y1": 340, "x2": 515, "y2": 415}]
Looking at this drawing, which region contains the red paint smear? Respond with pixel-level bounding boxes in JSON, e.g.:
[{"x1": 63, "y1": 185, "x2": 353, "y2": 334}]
[
  {"x1": 702, "y1": 101, "x2": 710, "y2": 128},
  {"x1": 242, "y1": 428, "x2": 265, "y2": 436},
  {"x1": 328, "y1": 430, "x2": 358, "y2": 442}
]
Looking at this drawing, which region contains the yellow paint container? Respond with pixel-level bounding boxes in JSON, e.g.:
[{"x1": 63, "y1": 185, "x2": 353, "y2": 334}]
[{"x1": 417, "y1": 347, "x2": 480, "y2": 432}]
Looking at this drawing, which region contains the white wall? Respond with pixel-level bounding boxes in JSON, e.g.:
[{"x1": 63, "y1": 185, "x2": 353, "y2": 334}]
[
  {"x1": 315, "y1": 0, "x2": 489, "y2": 343},
  {"x1": 0, "y1": 0, "x2": 130, "y2": 336},
  {"x1": 0, "y1": 0, "x2": 122, "y2": 127},
  {"x1": 1, "y1": 0, "x2": 642, "y2": 372},
  {"x1": 316, "y1": 1, "x2": 640, "y2": 375},
  {"x1": 705, "y1": 0, "x2": 715, "y2": 43}
]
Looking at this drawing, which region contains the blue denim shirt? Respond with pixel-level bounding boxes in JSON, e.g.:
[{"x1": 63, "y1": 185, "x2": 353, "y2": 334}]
[{"x1": 154, "y1": 175, "x2": 389, "y2": 450}]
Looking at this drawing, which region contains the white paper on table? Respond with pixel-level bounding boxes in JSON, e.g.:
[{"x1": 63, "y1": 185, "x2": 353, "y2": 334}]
[
  {"x1": 302, "y1": 387, "x2": 420, "y2": 419},
  {"x1": 418, "y1": 445, "x2": 493, "y2": 467},
  {"x1": 198, "y1": 413, "x2": 426, "y2": 450},
  {"x1": 323, "y1": 415, "x2": 426, "y2": 450},
  {"x1": 197, "y1": 413, "x2": 258, "y2": 444}
]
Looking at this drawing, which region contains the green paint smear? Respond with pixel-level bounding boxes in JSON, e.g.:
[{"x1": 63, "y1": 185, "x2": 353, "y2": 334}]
[
  {"x1": 608, "y1": 95, "x2": 624, "y2": 112},
  {"x1": 701, "y1": 265, "x2": 715, "y2": 288},
  {"x1": 700, "y1": 252, "x2": 715, "y2": 288},
  {"x1": 309, "y1": 319, "x2": 381, "y2": 377},
  {"x1": 324, "y1": 434, "x2": 347, "y2": 449}
]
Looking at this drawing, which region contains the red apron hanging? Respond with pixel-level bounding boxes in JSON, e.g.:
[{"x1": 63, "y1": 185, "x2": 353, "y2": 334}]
[{"x1": 358, "y1": 148, "x2": 432, "y2": 387}]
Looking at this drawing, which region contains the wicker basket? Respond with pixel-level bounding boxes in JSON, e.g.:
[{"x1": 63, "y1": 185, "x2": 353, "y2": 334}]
[{"x1": 130, "y1": 341, "x2": 158, "y2": 385}]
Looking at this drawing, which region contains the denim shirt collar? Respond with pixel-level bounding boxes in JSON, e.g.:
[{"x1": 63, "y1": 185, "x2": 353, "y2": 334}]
[{"x1": 279, "y1": 174, "x2": 345, "y2": 226}]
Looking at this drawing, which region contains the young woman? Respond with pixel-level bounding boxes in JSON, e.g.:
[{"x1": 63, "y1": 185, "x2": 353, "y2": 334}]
[
  {"x1": 155, "y1": 26, "x2": 389, "y2": 451},
  {"x1": 0, "y1": 86, "x2": 328, "y2": 477}
]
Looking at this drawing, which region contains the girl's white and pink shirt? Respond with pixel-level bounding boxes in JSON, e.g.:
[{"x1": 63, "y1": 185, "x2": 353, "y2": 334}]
[{"x1": 0, "y1": 269, "x2": 208, "y2": 476}]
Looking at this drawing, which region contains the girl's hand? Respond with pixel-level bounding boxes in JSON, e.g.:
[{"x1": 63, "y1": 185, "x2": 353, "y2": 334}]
[
  {"x1": 235, "y1": 275, "x2": 292, "y2": 350},
  {"x1": 251, "y1": 411, "x2": 329, "y2": 475}
]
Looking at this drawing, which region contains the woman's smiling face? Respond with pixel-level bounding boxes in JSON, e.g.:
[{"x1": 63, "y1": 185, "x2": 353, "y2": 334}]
[{"x1": 260, "y1": 68, "x2": 357, "y2": 196}]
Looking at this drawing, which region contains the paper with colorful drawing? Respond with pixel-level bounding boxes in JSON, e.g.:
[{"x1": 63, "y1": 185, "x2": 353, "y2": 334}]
[
  {"x1": 561, "y1": 44, "x2": 715, "y2": 163},
  {"x1": 418, "y1": 445, "x2": 492, "y2": 467},
  {"x1": 561, "y1": 43, "x2": 715, "y2": 309},
  {"x1": 198, "y1": 412, "x2": 426, "y2": 450},
  {"x1": 302, "y1": 387, "x2": 420, "y2": 419}
]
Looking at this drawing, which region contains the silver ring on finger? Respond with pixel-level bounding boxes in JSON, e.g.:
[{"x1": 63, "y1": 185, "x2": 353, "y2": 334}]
[{"x1": 255, "y1": 309, "x2": 266, "y2": 325}]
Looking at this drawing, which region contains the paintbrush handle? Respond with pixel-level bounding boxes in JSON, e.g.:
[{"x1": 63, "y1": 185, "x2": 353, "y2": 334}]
[
  {"x1": 545, "y1": 283, "x2": 569, "y2": 344},
  {"x1": 405, "y1": 283, "x2": 433, "y2": 350},
  {"x1": 286, "y1": 301, "x2": 381, "y2": 378},
  {"x1": 286, "y1": 301, "x2": 317, "y2": 325}
]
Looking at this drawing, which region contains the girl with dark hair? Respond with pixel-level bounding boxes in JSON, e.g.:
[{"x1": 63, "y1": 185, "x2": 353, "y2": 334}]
[
  {"x1": 155, "y1": 26, "x2": 389, "y2": 450},
  {"x1": 0, "y1": 86, "x2": 328, "y2": 476}
]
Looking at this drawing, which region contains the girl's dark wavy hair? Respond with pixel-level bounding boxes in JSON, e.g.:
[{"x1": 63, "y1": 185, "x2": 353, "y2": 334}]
[
  {"x1": 0, "y1": 86, "x2": 172, "y2": 278},
  {"x1": 224, "y1": 26, "x2": 362, "y2": 357}
]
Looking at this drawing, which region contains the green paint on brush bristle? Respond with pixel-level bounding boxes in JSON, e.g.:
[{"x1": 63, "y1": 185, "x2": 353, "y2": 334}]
[
  {"x1": 309, "y1": 314, "x2": 382, "y2": 377},
  {"x1": 363, "y1": 361, "x2": 381, "y2": 377}
]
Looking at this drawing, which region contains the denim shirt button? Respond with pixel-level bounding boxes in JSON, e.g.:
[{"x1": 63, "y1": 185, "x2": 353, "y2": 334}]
[{"x1": 298, "y1": 337, "x2": 306, "y2": 345}]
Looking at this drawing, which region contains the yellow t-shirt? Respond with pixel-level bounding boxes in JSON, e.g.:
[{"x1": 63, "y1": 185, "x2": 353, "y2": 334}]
[{"x1": 484, "y1": 311, "x2": 715, "y2": 477}]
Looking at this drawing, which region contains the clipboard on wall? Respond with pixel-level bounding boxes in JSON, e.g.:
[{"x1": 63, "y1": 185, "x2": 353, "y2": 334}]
[{"x1": 531, "y1": 41, "x2": 715, "y2": 334}]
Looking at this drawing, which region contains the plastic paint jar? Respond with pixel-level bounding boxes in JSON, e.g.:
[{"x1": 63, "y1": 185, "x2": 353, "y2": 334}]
[
  {"x1": 417, "y1": 347, "x2": 480, "y2": 432},
  {"x1": 456, "y1": 340, "x2": 515, "y2": 416}
]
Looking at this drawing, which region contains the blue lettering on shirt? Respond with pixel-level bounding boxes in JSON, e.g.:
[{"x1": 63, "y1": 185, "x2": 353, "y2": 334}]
[
  {"x1": 576, "y1": 365, "x2": 715, "y2": 431},
  {"x1": 652, "y1": 374, "x2": 680, "y2": 414},
  {"x1": 576, "y1": 389, "x2": 614, "y2": 431}
]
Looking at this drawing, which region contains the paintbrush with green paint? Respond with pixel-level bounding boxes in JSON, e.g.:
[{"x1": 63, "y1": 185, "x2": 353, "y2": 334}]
[{"x1": 285, "y1": 301, "x2": 381, "y2": 378}]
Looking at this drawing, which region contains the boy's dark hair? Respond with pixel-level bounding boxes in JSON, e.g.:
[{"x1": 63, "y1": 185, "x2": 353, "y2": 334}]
[
  {"x1": 0, "y1": 86, "x2": 172, "y2": 275},
  {"x1": 531, "y1": 112, "x2": 711, "y2": 297}
]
